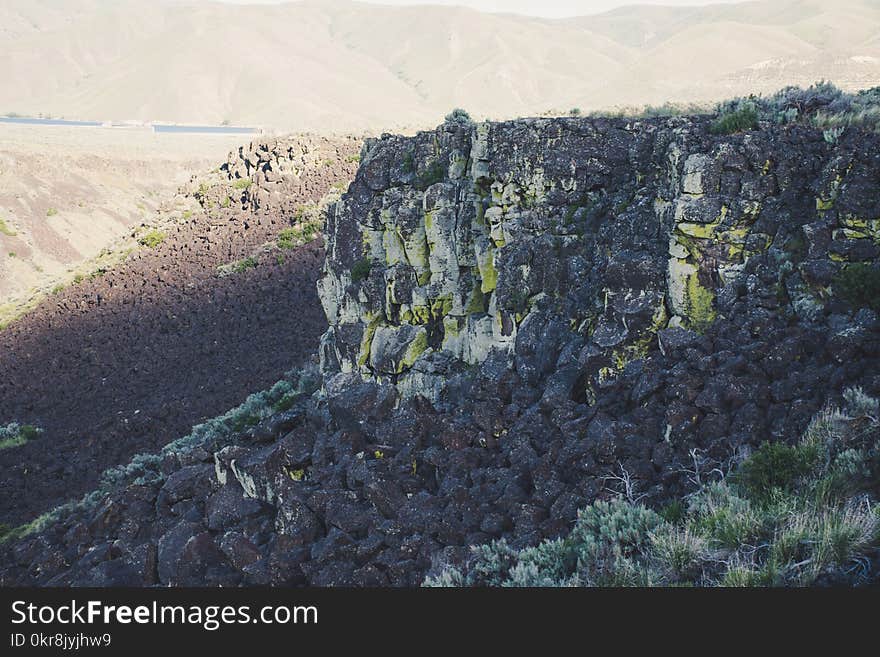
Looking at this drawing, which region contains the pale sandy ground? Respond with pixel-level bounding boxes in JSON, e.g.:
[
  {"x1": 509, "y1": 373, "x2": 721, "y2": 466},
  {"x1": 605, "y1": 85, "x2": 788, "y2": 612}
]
[{"x1": 0, "y1": 124, "x2": 246, "y2": 307}]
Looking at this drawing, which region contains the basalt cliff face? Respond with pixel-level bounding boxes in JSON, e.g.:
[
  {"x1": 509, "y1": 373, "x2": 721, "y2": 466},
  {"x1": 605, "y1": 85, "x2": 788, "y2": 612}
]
[
  {"x1": 319, "y1": 116, "x2": 879, "y2": 405},
  {"x1": 2, "y1": 116, "x2": 879, "y2": 586}
]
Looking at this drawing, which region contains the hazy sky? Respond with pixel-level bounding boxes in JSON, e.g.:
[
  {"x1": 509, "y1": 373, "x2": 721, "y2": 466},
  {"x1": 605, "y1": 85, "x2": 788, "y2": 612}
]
[{"x1": 217, "y1": 0, "x2": 744, "y2": 19}]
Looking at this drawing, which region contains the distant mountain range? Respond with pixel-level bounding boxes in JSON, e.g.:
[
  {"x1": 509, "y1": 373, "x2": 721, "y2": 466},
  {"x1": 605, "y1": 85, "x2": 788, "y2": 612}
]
[{"x1": 2, "y1": 0, "x2": 879, "y2": 131}]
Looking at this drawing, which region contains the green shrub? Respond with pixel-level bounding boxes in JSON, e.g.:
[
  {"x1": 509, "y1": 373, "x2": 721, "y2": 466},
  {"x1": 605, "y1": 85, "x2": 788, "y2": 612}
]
[
  {"x1": 137, "y1": 229, "x2": 166, "y2": 249},
  {"x1": 350, "y1": 258, "x2": 371, "y2": 282},
  {"x1": 0, "y1": 511, "x2": 58, "y2": 545},
  {"x1": 0, "y1": 218, "x2": 16, "y2": 236},
  {"x1": 687, "y1": 482, "x2": 765, "y2": 549},
  {"x1": 277, "y1": 220, "x2": 321, "y2": 250},
  {"x1": 232, "y1": 177, "x2": 251, "y2": 190},
  {"x1": 426, "y1": 499, "x2": 662, "y2": 587},
  {"x1": 834, "y1": 263, "x2": 880, "y2": 311},
  {"x1": 730, "y1": 441, "x2": 819, "y2": 502},
  {"x1": 233, "y1": 256, "x2": 258, "y2": 273},
  {"x1": 19, "y1": 425, "x2": 40, "y2": 442},
  {"x1": 658, "y1": 499, "x2": 685, "y2": 523},
  {"x1": 710, "y1": 102, "x2": 759, "y2": 135},
  {"x1": 277, "y1": 227, "x2": 298, "y2": 250},
  {"x1": 427, "y1": 387, "x2": 880, "y2": 587},
  {"x1": 444, "y1": 108, "x2": 472, "y2": 124},
  {"x1": 46, "y1": 208, "x2": 58, "y2": 217},
  {"x1": 649, "y1": 526, "x2": 709, "y2": 582},
  {"x1": 711, "y1": 83, "x2": 880, "y2": 135},
  {"x1": 216, "y1": 256, "x2": 259, "y2": 277},
  {"x1": 272, "y1": 393, "x2": 301, "y2": 413},
  {"x1": 0, "y1": 423, "x2": 42, "y2": 450}
]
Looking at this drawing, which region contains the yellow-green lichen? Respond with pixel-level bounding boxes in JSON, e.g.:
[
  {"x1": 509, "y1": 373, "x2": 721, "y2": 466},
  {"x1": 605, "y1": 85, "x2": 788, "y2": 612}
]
[
  {"x1": 450, "y1": 154, "x2": 468, "y2": 178},
  {"x1": 403, "y1": 229, "x2": 430, "y2": 271},
  {"x1": 840, "y1": 215, "x2": 880, "y2": 243},
  {"x1": 816, "y1": 197, "x2": 835, "y2": 213},
  {"x1": 610, "y1": 301, "x2": 669, "y2": 371},
  {"x1": 285, "y1": 467, "x2": 306, "y2": 482},
  {"x1": 477, "y1": 250, "x2": 498, "y2": 293},
  {"x1": 443, "y1": 316, "x2": 461, "y2": 338},
  {"x1": 474, "y1": 202, "x2": 487, "y2": 226},
  {"x1": 685, "y1": 271, "x2": 716, "y2": 331},
  {"x1": 838, "y1": 228, "x2": 869, "y2": 240},
  {"x1": 401, "y1": 331, "x2": 428, "y2": 369},
  {"x1": 430, "y1": 295, "x2": 453, "y2": 320},
  {"x1": 410, "y1": 305, "x2": 431, "y2": 324},
  {"x1": 441, "y1": 317, "x2": 464, "y2": 350},
  {"x1": 598, "y1": 367, "x2": 616, "y2": 385},
  {"x1": 383, "y1": 227, "x2": 406, "y2": 266},
  {"x1": 719, "y1": 226, "x2": 751, "y2": 244},
  {"x1": 357, "y1": 317, "x2": 383, "y2": 368},
  {"x1": 677, "y1": 222, "x2": 720, "y2": 240}
]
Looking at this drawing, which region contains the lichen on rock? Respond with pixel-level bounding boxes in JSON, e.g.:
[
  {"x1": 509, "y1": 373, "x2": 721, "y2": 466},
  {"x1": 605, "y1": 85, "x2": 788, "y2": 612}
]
[{"x1": 318, "y1": 113, "x2": 880, "y2": 401}]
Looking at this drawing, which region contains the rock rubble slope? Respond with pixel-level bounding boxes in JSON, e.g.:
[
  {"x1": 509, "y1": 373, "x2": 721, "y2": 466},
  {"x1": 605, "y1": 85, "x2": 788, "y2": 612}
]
[{"x1": 0, "y1": 135, "x2": 360, "y2": 527}]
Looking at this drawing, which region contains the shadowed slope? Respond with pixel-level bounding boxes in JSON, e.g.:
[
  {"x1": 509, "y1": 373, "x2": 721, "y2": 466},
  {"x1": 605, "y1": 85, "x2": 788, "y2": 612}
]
[{"x1": 0, "y1": 135, "x2": 360, "y2": 526}]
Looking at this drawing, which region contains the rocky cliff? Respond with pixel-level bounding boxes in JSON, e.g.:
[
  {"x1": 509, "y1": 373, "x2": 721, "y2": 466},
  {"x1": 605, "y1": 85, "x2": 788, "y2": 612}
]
[
  {"x1": 318, "y1": 115, "x2": 879, "y2": 406},
  {"x1": 2, "y1": 112, "x2": 879, "y2": 587}
]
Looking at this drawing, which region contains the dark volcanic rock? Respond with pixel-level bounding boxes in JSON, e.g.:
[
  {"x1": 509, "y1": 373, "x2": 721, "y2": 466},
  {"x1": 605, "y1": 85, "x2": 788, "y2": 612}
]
[{"x1": 2, "y1": 114, "x2": 879, "y2": 588}]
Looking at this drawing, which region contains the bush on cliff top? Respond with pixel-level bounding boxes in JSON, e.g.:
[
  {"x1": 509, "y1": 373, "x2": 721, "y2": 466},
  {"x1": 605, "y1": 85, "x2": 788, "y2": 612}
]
[
  {"x1": 710, "y1": 101, "x2": 759, "y2": 135},
  {"x1": 444, "y1": 108, "x2": 473, "y2": 125},
  {"x1": 715, "y1": 82, "x2": 880, "y2": 135},
  {"x1": 426, "y1": 387, "x2": 880, "y2": 587}
]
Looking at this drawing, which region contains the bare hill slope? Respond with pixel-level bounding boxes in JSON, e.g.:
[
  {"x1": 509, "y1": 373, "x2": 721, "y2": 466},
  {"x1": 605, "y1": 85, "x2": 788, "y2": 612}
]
[{"x1": 2, "y1": 0, "x2": 878, "y2": 131}]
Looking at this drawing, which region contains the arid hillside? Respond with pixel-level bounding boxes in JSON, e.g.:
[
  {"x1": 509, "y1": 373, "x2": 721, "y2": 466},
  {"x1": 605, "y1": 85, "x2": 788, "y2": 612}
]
[
  {"x1": 0, "y1": 124, "x2": 246, "y2": 308},
  {"x1": 1, "y1": 0, "x2": 878, "y2": 131}
]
